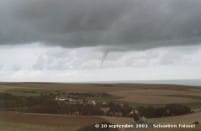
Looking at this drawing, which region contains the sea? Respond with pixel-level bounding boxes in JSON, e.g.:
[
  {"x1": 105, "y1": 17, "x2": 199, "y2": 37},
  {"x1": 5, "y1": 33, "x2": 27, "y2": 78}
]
[{"x1": 94, "y1": 79, "x2": 201, "y2": 87}]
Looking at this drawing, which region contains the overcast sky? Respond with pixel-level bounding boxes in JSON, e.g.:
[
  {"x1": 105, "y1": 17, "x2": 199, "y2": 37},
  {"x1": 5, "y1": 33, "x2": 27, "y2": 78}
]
[{"x1": 0, "y1": 0, "x2": 201, "y2": 82}]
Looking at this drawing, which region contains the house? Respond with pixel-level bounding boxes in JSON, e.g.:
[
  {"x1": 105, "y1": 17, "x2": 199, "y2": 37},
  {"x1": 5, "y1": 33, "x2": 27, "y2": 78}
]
[
  {"x1": 87, "y1": 100, "x2": 96, "y2": 106},
  {"x1": 73, "y1": 111, "x2": 80, "y2": 116},
  {"x1": 55, "y1": 96, "x2": 83, "y2": 104},
  {"x1": 55, "y1": 96, "x2": 67, "y2": 101},
  {"x1": 100, "y1": 107, "x2": 110, "y2": 114},
  {"x1": 102, "y1": 101, "x2": 107, "y2": 106}
]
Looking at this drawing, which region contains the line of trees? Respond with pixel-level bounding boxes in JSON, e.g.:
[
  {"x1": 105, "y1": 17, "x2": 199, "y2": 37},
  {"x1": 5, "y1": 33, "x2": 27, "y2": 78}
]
[
  {"x1": 136, "y1": 104, "x2": 191, "y2": 118},
  {"x1": 0, "y1": 92, "x2": 192, "y2": 118}
]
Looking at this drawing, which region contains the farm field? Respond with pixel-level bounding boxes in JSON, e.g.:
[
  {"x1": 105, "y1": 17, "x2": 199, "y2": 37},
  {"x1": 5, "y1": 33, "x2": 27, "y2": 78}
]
[
  {"x1": 0, "y1": 82, "x2": 201, "y2": 131},
  {"x1": 0, "y1": 111, "x2": 105, "y2": 131},
  {"x1": 0, "y1": 83, "x2": 201, "y2": 105}
]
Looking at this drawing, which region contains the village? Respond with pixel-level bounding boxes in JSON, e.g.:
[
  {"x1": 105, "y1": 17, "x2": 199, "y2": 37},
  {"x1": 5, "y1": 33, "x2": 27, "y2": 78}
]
[
  {"x1": 53, "y1": 92, "x2": 192, "y2": 120},
  {"x1": 54, "y1": 93, "x2": 123, "y2": 116}
]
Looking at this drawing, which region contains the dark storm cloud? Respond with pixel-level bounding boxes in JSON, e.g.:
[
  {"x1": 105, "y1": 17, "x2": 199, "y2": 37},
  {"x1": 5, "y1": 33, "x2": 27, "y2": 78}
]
[{"x1": 1, "y1": 0, "x2": 201, "y2": 49}]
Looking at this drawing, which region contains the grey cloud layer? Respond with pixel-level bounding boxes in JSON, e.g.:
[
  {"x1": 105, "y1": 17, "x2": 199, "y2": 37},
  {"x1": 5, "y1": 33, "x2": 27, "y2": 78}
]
[{"x1": 1, "y1": 0, "x2": 201, "y2": 49}]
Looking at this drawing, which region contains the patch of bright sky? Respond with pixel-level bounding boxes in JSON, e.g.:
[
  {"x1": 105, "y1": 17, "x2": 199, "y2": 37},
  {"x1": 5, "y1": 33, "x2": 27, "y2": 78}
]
[{"x1": 0, "y1": 43, "x2": 201, "y2": 82}]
